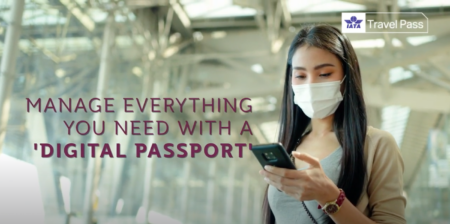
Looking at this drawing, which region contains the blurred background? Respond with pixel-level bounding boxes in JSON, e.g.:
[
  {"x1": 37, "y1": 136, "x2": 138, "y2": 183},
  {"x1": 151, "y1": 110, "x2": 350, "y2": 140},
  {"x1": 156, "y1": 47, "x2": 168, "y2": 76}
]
[{"x1": 0, "y1": 0, "x2": 449, "y2": 224}]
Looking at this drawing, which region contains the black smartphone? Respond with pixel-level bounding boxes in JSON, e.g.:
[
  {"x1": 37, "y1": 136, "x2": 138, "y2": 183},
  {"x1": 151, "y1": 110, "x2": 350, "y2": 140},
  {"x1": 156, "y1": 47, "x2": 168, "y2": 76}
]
[{"x1": 251, "y1": 143, "x2": 296, "y2": 169}]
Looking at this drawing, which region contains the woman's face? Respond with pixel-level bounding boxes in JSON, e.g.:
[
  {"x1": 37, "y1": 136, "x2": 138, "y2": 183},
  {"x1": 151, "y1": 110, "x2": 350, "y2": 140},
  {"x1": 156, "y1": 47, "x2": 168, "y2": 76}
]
[{"x1": 291, "y1": 45, "x2": 344, "y2": 85}]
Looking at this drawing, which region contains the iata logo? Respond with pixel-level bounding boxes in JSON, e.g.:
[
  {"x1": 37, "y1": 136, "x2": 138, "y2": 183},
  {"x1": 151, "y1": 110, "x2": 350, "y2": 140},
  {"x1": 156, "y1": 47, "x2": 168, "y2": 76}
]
[
  {"x1": 345, "y1": 16, "x2": 363, "y2": 29},
  {"x1": 342, "y1": 13, "x2": 365, "y2": 33}
]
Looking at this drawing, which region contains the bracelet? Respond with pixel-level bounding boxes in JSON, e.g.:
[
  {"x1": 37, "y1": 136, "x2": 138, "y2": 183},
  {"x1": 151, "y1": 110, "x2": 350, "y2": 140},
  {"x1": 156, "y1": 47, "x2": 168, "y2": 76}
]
[{"x1": 317, "y1": 188, "x2": 345, "y2": 215}]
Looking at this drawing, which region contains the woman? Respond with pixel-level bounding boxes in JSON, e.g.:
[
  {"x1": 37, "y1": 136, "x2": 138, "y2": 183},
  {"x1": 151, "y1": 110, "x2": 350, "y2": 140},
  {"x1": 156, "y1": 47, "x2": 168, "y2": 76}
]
[{"x1": 259, "y1": 24, "x2": 406, "y2": 224}]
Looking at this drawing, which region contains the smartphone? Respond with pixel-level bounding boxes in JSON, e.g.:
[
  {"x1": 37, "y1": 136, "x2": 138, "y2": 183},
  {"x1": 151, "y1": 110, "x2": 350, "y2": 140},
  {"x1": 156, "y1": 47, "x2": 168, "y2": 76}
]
[{"x1": 251, "y1": 143, "x2": 296, "y2": 169}]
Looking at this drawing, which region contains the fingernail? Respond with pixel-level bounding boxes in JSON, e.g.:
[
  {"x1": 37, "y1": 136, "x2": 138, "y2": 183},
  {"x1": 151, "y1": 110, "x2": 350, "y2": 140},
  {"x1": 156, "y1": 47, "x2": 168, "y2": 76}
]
[
  {"x1": 264, "y1": 177, "x2": 269, "y2": 182},
  {"x1": 264, "y1": 165, "x2": 271, "y2": 170}
]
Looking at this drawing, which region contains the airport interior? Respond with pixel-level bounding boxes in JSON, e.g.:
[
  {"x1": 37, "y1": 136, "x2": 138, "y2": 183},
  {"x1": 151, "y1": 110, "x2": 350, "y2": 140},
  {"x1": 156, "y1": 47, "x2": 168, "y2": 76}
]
[{"x1": 0, "y1": 0, "x2": 449, "y2": 224}]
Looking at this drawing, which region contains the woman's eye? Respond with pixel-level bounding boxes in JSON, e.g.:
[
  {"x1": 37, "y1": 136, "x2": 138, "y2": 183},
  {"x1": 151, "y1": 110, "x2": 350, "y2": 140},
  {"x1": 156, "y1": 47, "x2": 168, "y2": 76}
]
[
  {"x1": 320, "y1": 73, "x2": 331, "y2": 77},
  {"x1": 295, "y1": 75, "x2": 306, "y2": 79}
]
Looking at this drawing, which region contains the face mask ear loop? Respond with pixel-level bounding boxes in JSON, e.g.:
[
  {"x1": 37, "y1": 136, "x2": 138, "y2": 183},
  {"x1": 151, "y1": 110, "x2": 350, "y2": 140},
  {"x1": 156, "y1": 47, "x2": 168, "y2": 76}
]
[
  {"x1": 340, "y1": 75, "x2": 346, "y2": 84},
  {"x1": 341, "y1": 75, "x2": 347, "y2": 96}
]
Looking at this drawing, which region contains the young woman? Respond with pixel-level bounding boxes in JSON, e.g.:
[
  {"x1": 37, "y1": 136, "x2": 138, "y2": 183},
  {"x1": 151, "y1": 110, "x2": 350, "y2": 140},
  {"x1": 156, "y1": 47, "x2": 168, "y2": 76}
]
[{"x1": 259, "y1": 25, "x2": 406, "y2": 224}]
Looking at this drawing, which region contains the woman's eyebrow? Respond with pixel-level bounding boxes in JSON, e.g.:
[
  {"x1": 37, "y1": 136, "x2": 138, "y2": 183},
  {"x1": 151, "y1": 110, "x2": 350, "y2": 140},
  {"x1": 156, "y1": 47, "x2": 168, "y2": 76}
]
[{"x1": 292, "y1": 63, "x2": 335, "y2": 70}]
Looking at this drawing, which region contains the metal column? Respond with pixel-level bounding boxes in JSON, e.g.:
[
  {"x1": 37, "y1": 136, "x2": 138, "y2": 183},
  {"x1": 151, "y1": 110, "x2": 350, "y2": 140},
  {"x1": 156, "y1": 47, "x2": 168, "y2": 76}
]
[
  {"x1": 26, "y1": 111, "x2": 58, "y2": 220},
  {"x1": 137, "y1": 78, "x2": 164, "y2": 223},
  {"x1": 82, "y1": 13, "x2": 115, "y2": 224},
  {"x1": 180, "y1": 159, "x2": 191, "y2": 222},
  {"x1": 240, "y1": 173, "x2": 250, "y2": 224},
  {"x1": 96, "y1": 110, "x2": 135, "y2": 217},
  {"x1": 138, "y1": 86, "x2": 157, "y2": 223},
  {"x1": 0, "y1": 0, "x2": 24, "y2": 153},
  {"x1": 253, "y1": 182, "x2": 263, "y2": 224},
  {"x1": 205, "y1": 160, "x2": 216, "y2": 223},
  {"x1": 224, "y1": 159, "x2": 237, "y2": 224}
]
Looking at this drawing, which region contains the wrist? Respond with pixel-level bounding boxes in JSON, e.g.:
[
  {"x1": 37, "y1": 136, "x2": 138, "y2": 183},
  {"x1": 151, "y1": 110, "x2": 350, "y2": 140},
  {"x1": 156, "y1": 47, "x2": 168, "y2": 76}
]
[
  {"x1": 317, "y1": 187, "x2": 346, "y2": 215},
  {"x1": 317, "y1": 184, "x2": 340, "y2": 206}
]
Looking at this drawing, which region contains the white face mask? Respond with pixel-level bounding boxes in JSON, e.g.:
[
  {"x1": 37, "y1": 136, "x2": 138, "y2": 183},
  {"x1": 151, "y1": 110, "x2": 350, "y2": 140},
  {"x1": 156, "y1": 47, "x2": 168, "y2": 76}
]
[{"x1": 292, "y1": 77, "x2": 345, "y2": 119}]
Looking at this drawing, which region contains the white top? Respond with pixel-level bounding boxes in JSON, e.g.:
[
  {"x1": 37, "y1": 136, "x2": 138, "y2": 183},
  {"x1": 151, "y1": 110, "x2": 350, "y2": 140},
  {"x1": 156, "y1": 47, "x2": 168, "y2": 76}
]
[{"x1": 0, "y1": 153, "x2": 45, "y2": 224}]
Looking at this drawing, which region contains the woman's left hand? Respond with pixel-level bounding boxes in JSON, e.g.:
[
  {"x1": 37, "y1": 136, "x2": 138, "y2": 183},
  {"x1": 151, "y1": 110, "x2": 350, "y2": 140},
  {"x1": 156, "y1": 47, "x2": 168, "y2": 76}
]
[{"x1": 259, "y1": 151, "x2": 340, "y2": 205}]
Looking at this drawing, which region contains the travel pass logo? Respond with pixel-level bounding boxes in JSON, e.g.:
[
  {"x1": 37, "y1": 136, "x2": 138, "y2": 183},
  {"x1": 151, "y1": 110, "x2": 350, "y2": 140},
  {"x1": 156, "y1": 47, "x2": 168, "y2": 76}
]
[
  {"x1": 341, "y1": 12, "x2": 428, "y2": 34},
  {"x1": 342, "y1": 13, "x2": 366, "y2": 33}
]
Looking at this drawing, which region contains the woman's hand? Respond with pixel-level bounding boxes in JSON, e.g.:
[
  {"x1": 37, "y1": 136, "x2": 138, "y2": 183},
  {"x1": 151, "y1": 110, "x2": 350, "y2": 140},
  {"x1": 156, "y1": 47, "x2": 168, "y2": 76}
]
[{"x1": 259, "y1": 151, "x2": 340, "y2": 205}]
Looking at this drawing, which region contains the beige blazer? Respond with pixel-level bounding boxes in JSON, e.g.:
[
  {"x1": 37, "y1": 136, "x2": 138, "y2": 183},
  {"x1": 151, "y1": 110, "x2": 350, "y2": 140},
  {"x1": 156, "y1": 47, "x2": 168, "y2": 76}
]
[{"x1": 356, "y1": 126, "x2": 407, "y2": 223}]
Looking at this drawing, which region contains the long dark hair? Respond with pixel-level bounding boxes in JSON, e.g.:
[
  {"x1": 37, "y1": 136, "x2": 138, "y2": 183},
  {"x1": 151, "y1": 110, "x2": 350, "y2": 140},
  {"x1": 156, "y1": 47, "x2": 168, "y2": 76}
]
[{"x1": 262, "y1": 24, "x2": 367, "y2": 224}]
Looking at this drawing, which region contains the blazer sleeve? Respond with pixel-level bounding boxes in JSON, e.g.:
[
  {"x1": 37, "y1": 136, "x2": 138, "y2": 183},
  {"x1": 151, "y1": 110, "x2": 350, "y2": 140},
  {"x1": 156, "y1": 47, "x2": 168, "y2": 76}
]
[{"x1": 367, "y1": 130, "x2": 407, "y2": 224}]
